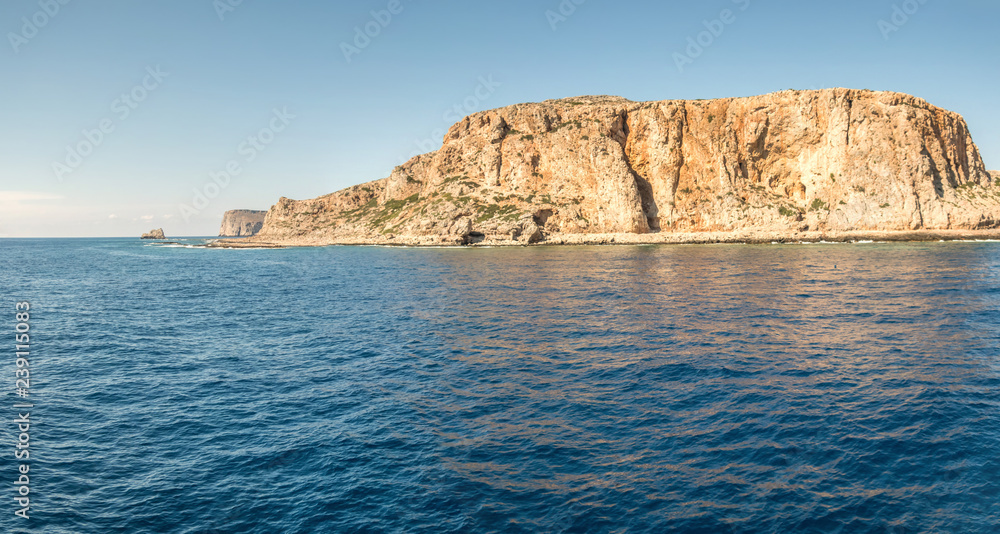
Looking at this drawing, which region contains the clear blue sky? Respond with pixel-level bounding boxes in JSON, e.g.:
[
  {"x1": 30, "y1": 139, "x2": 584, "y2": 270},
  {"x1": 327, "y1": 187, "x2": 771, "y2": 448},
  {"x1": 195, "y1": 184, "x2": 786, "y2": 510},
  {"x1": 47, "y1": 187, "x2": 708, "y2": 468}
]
[{"x1": 1, "y1": 0, "x2": 997, "y2": 237}]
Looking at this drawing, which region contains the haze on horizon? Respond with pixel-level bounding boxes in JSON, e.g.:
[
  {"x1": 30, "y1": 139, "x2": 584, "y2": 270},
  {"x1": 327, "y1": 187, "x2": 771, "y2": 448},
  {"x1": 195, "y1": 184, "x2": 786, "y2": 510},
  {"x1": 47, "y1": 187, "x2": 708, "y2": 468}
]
[{"x1": 1, "y1": 0, "x2": 997, "y2": 238}]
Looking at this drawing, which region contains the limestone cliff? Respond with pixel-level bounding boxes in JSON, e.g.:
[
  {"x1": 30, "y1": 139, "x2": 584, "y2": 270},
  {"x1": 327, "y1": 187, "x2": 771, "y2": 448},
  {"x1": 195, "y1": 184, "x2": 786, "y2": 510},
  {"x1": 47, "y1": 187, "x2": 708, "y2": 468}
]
[
  {"x1": 249, "y1": 89, "x2": 1000, "y2": 246},
  {"x1": 219, "y1": 210, "x2": 267, "y2": 237}
]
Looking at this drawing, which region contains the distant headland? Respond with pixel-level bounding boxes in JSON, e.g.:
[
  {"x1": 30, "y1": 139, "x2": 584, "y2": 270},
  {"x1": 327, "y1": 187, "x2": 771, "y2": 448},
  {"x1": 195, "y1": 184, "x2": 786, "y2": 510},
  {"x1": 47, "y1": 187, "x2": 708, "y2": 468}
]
[
  {"x1": 212, "y1": 89, "x2": 1000, "y2": 247},
  {"x1": 218, "y1": 210, "x2": 267, "y2": 237}
]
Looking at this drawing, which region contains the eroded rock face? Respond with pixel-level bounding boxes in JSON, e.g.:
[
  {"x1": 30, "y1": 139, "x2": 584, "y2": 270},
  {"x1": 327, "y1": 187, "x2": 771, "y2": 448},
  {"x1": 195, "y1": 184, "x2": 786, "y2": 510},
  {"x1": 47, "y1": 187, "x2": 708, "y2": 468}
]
[
  {"x1": 252, "y1": 89, "x2": 1000, "y2": 245},
  {"x1": 219, "y1": 210, "x2": 267, "y2": 237},
  {"x1": 141, "y1": 228, "x2": 166, "y2": 239}
]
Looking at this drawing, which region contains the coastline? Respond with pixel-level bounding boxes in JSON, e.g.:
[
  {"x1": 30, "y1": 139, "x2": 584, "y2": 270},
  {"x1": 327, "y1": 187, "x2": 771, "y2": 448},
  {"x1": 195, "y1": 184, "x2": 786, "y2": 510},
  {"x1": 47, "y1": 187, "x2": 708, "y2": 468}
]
[
  {"x1": 205, "y1": 229, "x2": 1000, "y2": 249},
  {"x1": 237, "y1": 91, "x2": 1000, "y2": 251}
]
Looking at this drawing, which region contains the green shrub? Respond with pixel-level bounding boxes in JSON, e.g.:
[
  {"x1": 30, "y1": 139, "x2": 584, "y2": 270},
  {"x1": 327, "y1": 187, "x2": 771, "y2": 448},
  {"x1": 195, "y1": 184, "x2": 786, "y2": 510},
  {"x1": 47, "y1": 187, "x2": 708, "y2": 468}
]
[
  {"x1": 476, "y1": 204, "x2": 519, "y2": 223},
  {"x1": 370, "y1": 194, "x2": 420, "y2": 227},
  {"x1": 810, "y1": 198, "x2": 829, "y2": 211},
  {"x1": 382, "y1": 194, "x2": 419, "y2": 212}
]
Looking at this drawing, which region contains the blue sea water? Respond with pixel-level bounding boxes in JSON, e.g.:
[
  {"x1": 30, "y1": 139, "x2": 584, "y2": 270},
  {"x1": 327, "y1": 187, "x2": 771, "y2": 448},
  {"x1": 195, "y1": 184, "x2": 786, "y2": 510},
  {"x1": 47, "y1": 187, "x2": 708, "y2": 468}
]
[{"x1": 1, "y1": 238, "x2": 999, "y2": 533}]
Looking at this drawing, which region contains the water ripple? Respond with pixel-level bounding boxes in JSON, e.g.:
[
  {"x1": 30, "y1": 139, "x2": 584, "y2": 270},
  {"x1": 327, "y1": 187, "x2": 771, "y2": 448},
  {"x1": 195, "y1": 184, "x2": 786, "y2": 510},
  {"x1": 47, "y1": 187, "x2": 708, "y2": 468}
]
[{"x1": 0, "y1": 239, "x2": 998, "y2": 533}]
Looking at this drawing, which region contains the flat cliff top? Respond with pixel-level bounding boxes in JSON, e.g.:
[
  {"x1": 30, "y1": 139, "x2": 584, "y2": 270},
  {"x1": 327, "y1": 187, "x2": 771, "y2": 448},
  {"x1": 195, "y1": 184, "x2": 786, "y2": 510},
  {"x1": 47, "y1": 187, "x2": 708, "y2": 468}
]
[
  {"x1": 518, "y1": 88, "x2": 939, "y2": 115},
  {"x1": 222, "y1": 209, "x2": 268, "y2": 215}
]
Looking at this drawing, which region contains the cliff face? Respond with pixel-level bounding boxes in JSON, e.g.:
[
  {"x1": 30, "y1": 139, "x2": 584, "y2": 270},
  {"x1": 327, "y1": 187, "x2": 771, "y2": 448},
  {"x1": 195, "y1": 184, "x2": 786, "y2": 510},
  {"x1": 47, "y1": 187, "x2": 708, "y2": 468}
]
[
  {"x1": 219, "y1": 210, "x2": 267, "y2": 237},
  {"x1": 252, "y1": 89, "x2": 1000, "y2": 245}
]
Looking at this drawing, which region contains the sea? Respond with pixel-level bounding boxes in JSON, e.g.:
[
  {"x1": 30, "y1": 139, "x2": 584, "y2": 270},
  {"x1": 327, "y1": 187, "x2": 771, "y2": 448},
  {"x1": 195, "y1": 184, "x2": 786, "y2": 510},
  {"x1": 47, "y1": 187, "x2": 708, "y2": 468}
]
[{"x1": 1, "y1": 238, "x2": 999, "y2": 533}]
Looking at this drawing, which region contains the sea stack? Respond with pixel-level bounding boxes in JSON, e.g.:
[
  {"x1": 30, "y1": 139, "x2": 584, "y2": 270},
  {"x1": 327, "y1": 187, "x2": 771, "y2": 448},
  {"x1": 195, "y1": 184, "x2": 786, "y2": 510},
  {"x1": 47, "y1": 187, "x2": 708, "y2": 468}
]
[
  {"x1": 219, "y1": 210, "x2": 267, "y2": 237},
  {"x1": 141, "y1": 228, "x2": 166, "y2": 239},
  {"x1": 233, "y1": 89, "x2": 1000, "y2": 246}
]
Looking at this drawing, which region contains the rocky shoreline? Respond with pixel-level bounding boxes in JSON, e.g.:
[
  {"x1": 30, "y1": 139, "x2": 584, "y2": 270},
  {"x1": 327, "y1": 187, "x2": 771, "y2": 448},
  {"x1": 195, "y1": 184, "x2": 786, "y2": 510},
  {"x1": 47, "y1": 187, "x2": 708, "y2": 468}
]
[{"x1": 206, "y1": 229, "x2": 1000, "y2": 249}]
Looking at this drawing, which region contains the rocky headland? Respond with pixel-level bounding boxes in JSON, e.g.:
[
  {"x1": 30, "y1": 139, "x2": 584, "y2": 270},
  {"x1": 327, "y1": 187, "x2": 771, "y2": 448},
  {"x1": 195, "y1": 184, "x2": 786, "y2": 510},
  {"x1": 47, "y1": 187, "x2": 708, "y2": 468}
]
[
  {"x1": 219, "y1": 210, "x2": 267, "y2": 237},
  {"x1": 216, "y1": 89, "x2": 1000, "y2": 247}
]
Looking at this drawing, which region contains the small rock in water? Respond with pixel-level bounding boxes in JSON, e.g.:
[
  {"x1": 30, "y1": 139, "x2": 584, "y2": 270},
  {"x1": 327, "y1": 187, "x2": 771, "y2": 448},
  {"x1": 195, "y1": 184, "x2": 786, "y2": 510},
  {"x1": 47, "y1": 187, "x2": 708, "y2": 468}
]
[{"x1": 141, "y1": 228, "x2": 166, "y2": 240}]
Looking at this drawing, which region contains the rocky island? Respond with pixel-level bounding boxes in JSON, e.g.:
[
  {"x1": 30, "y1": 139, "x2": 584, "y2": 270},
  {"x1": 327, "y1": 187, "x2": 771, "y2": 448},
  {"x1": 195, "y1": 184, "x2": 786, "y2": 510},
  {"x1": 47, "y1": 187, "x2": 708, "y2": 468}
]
[
  {"x1": 215, "y1": 89, "x2": 1000, "y2": 247},
  {"x1": 141, "y1": 228, "x2": 166, "y2": 240},
  {"x1": 219, "y1": 210, "x2": 267, "y2": 237}
]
